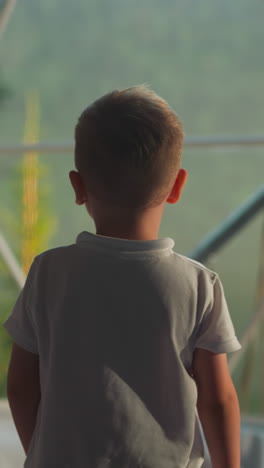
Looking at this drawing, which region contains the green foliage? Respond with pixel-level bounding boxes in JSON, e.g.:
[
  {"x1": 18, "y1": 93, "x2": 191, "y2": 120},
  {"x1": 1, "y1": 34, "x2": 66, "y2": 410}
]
[
  {"x1": 0, "y1": 258, "x2": 17, "y2": 396},
  {"x1": 0, "y1": 158, "x2": 57, "y2": 397},
  {"x1": 0, "y1": 70, "x2": 11, "y2": 105}
]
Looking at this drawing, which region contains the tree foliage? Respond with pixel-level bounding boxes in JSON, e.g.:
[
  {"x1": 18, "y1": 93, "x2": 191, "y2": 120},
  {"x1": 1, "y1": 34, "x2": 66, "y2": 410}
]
[{"x1": 0, "y1": 157, "x2": 56, "y2": 397}]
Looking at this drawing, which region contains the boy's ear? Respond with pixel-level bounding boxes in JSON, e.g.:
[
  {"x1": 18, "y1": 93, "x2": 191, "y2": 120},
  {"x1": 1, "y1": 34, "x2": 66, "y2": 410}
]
[
  {"x1": 167, "y1": 168, "x2": 188, "y2": 204},
  {"x1": 69, "y1": 170, "x2": 87, "y2": 205}
]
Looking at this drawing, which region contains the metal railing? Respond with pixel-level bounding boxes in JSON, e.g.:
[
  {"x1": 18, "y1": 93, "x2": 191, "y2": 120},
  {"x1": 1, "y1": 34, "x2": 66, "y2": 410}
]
[
  {"x1": 187, "y1": 186, "x2": 264, "y2": 379},
  {"x1": 1, "y1": 134, "x2": 264, "y2": 155},
  {"x1": 188, "y1": 186, "x2": 264, "y2": 263},
  {"x1": 1, "y1": 137, "x2": 264, "y2": 387}
]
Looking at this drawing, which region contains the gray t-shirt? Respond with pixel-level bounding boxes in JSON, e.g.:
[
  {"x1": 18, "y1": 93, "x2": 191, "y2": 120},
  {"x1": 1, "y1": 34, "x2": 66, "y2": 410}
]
[{"x1": 3, "y1": 231, "x2": 241, "y2": 468}]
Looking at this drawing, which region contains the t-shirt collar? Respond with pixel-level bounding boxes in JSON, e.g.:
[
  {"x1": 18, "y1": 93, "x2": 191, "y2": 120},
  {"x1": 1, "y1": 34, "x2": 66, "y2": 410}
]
[{"x1": 76, "y1": 231, "x2": 174, "y2": 255}]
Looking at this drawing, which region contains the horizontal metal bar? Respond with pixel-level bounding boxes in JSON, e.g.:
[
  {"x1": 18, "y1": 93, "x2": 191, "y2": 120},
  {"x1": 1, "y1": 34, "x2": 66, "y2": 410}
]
[
  {"x1": 188, "y1": 186, "x2": 264, "y2": 263},
  {"x1": 0, "y1": 142, "x2": 74, "y2": 155},
  {"x1": 1, "y1": 135, "x2": 264, "y2": 155},
  {"x1": 185, "y1": 135, "x2": 264, "y2": 148}
]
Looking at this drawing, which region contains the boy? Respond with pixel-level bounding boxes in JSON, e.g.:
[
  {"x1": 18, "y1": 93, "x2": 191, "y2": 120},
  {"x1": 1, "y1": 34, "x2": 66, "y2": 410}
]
[{"x1": 4, "y1": 86, "x2": 241, "y2": 468}]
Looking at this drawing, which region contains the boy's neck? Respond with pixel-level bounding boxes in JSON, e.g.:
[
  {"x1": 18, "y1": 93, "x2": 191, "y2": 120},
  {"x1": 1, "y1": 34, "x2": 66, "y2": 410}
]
[
  {"x1": 94, "y1": 213, "x2": 163, "y2": 241},
  {"x1": 91, "y1": 199, "x2": 166, "y2": 241}
]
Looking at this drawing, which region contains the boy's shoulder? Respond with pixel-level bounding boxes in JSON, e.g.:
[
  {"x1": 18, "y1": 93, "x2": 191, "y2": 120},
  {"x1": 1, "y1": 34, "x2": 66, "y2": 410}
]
[
  {"x1": 33, "y1": 244, "x2": 77, "y2": 269},
  {"x1": 36, "y1": 244, "x2": 76, "y2": 258},
  {"x1": 31, "y1": 243, "x2": 218, "y2": 288},
  {"x1": 171, "y1": 251, "x2": 218, "y2": 285}
]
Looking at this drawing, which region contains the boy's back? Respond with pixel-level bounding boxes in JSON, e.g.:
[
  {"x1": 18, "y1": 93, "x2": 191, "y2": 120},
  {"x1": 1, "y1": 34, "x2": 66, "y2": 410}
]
[
  {"x1": 4, "y1": 86, "x2": 241, "y2": 467},
  {"x1": 4, "y1": 231, "x2": 240, "y2": 467}
]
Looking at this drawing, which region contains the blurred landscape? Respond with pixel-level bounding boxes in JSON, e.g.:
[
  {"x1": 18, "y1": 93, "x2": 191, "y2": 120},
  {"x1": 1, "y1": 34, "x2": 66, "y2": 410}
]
[{"x1": 0, "y1": 0, "x2": 264, "y2": 412}]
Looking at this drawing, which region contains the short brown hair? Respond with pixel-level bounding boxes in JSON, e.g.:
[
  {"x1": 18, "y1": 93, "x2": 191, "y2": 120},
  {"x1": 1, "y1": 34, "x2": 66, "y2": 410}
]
[{"x1": 74, "y1": 86, "x2": 184, "y2": 211}]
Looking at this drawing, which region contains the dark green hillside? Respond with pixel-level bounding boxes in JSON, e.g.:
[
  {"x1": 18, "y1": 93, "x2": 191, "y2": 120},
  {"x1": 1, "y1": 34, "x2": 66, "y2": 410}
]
[{"x1": 1, "y1": 0, "x2": 264, "y2": 138}]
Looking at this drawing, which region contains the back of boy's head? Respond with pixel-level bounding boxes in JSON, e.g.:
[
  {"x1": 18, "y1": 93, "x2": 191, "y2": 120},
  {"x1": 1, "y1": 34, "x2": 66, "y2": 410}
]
[{"x1": 74, "y1": 86, "x2": 184, "y2": 211}]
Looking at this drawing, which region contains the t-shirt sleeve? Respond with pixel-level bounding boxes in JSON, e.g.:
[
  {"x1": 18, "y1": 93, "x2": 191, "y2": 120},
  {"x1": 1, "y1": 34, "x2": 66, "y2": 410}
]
[
  {"x1": 195, "y1": 274, "x2": 241, "y2": 354},
  {"x1": 3, "y1": 259, "x2": 38, "y2": 354}
]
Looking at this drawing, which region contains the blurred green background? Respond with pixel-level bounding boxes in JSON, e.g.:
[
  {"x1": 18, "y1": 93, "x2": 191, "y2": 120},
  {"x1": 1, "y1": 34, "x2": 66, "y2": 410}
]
[{"x1": 0, "y1": 0, "x2": 264, "y2": 411}]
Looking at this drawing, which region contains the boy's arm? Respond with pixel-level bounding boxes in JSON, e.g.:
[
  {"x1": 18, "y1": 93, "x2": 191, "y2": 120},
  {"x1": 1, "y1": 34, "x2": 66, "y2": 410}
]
[
  {"x1": 7, "y1": 342, "x2": 41, "y2": 454},
  {"x1": 192, "y1": 348, "x2": 240, "y2": 468}
]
